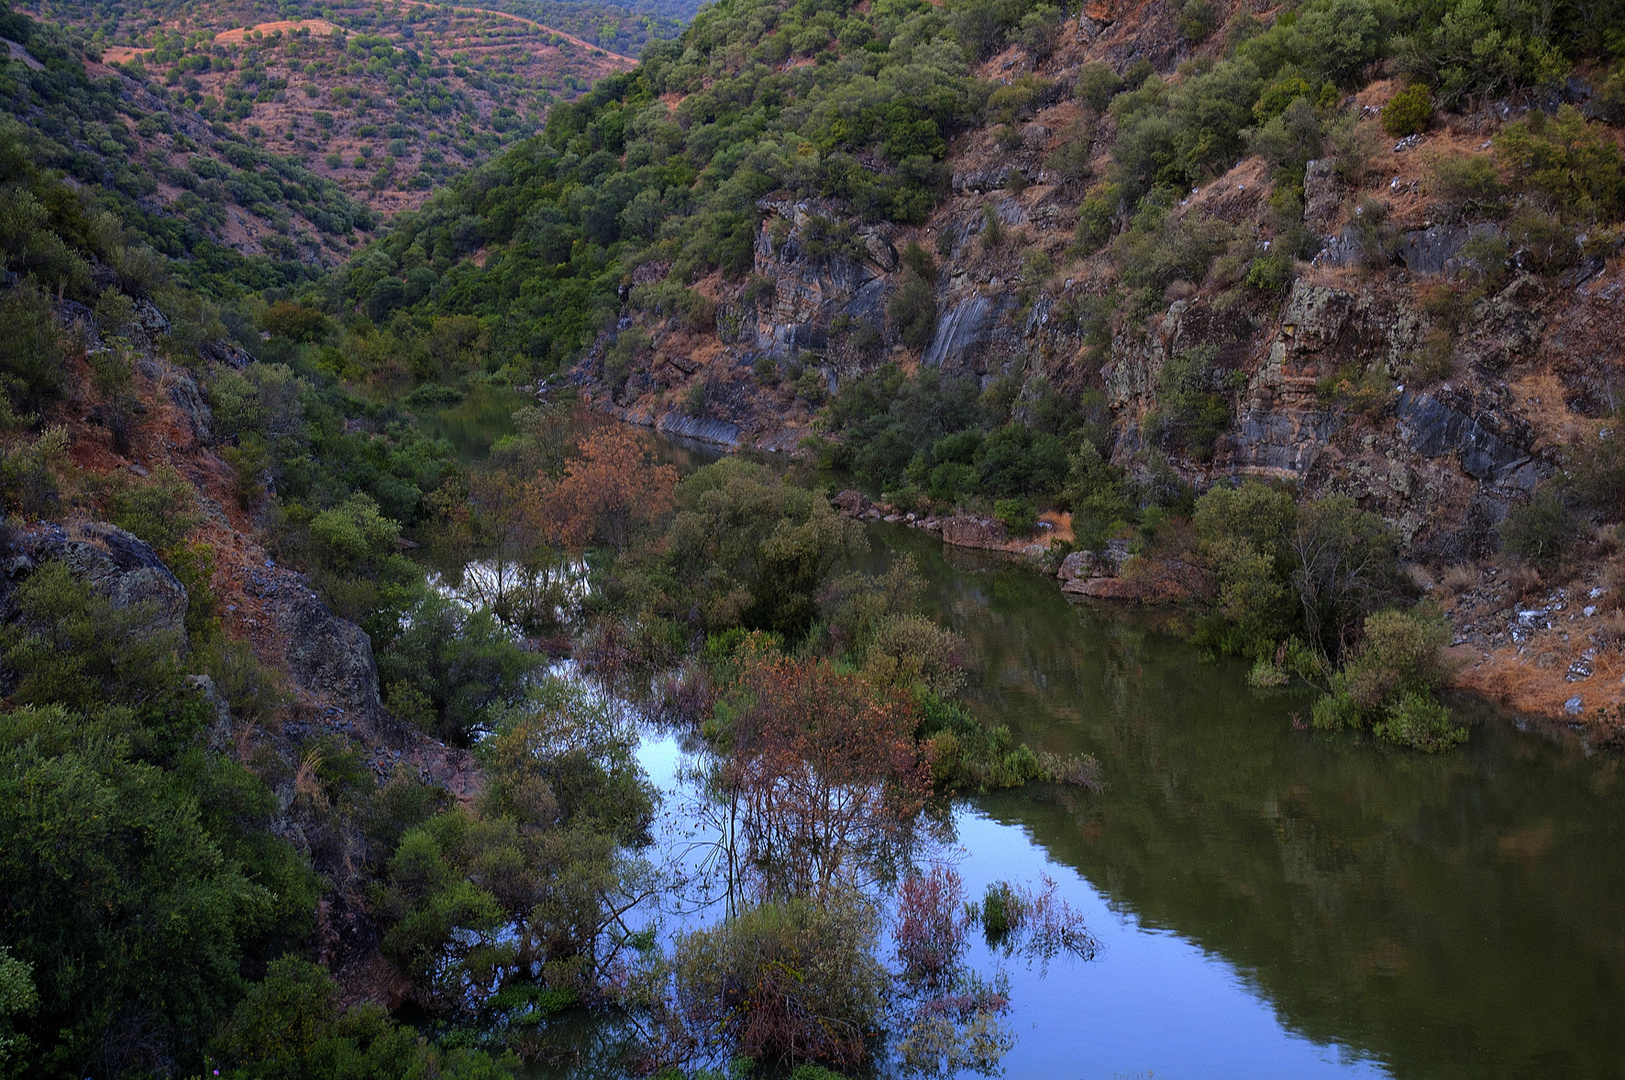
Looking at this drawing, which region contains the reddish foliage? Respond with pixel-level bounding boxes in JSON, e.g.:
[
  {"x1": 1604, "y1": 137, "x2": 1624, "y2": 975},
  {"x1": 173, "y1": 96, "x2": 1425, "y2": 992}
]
[
  {"x1": 894, "y1": 865, "x2": 970, "y2": 988},
  {"x1": 721, "y1": 655, "x2": 931, "y2": 901},
  {"x1": 529, "y1": 425, "x2": 677, "y2": 552}
]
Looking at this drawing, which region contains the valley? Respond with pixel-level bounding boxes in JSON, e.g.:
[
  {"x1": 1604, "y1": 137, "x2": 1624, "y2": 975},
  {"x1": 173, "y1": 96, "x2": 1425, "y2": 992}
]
[{"x1": 4, "y1": 0, "x2": 1625, "y2": 1074}]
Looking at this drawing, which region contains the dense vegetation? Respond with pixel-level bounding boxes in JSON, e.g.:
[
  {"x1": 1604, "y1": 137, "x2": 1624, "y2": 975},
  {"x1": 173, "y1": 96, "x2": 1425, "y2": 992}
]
[
  {"x1": 1, "y1": 2, "x2": 370, "y2": 294},
  {"x1": 43, "y1": 0, "x2": 689, "y2": 59},
  {"x1": 7, "y1": 0, "x2": 1625, "y2": 1071}
]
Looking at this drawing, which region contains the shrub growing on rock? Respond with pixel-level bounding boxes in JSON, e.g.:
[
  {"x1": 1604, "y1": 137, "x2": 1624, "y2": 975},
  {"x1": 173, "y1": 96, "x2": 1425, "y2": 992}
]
[{"x1": 1497, "y1": 486, "x2": 1578, "y2": 569}]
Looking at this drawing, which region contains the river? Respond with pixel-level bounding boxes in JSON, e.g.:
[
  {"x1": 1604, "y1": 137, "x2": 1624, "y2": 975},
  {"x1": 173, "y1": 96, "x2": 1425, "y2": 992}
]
[
  {"x1": 435, "y1": 413, "x2": 1625, "y2": 1078},
  {"x1": 842, "y1": 523, "x2": 1625, "y2": 1080}
]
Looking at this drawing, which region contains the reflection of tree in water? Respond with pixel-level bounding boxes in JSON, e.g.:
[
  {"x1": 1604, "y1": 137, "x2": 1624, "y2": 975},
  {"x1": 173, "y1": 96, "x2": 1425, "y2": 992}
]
[{"x1": 864, "y1": 518, "x2": 1625, "y2": 1078}]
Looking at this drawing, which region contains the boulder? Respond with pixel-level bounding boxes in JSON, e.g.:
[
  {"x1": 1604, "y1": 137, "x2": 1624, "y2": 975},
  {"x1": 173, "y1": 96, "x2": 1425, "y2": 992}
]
[
  {"x1": 941, "y1": 515, "x2": 1008, "y2": 549},
  {"x1": 1058, "y1": 549, "x2": 1098, "y2": 581},
  {"x1": 9, "y1": 520, "x2": 189, "y2": 637},
  {"x1": 832, "y1": 489, "x2": 873, "y2": 516},
  {"x1": 268, "y1": 585, "x2": 384, "y2": 734}
]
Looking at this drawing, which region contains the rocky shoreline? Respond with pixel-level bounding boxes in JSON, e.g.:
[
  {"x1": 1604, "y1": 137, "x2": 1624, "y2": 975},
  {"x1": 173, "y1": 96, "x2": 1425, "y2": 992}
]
[{"x1": 830, "y1": 488, "x2": 1623, "y2": 725}]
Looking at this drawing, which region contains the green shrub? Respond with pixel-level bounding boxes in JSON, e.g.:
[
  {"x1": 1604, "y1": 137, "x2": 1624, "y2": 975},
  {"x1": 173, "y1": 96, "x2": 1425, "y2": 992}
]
[
  {"x1": 1427, "y1": 154, "x2": 1505, "y2": 220},
  {"x1": 1497, "y1": 487, "x2": 1577, "y2": 568},
  {"x1": 1077, "y1": 63, "x2": 1125, "y2": 112},
  {"x1": 672, "y1": 895, "x2": 887, "y2": 1067},
  {"x1": 978, "y1": 881, "x2": 1015, "y2": 942},
  {"x1": 888, "y1": 277, "x2": 937, "y2": 352},
  {"x1": 1178, "y1": 0, "x2": 1218, "y2": 43},
  {"x1": 0, "y1": 282, "x2": 68, "y2": 418},
  {"x1": 1248, "y1": 97, "x2": 1323, "y2": 171},
  {"x1": 1381, "y1": 84, "x2": 1433, "y2": 136},
  {"x1": 993, "y1": 497, "x2": 1037, "y2": 537},
  {"x1": 1372, "y1": 690, "x2": 1463, "y2": 752},
  {"x1": 796, "y1": 368, "x2": 828, "y2": 404},
  {"x1": 1505, "y1": 205, "x2": 1580, "y2": 275},
  {"x1": 1562, "y1": 427, "x2": 1625, "y2": 520},
  {"x1": 1148, "y1": 344, "x2": 1231, "y2": 461},
  {"x1": 105, "y1": 464, "x2": 202, "y2": 554},
  {"x1": 1245, "y1": 251, "x2": 1294, "y2": 293},
  {"x1": 1494, "y1": 106, "x2": 1625, "y2": 221},
  {"x1": 1311, "y1": 607, "x2": 1462, "y2": 751}
]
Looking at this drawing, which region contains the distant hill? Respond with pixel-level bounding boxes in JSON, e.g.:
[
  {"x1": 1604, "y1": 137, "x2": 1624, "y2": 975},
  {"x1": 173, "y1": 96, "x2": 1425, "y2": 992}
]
[{"x1": 3, "y1": 2, "x2": 374, "y2": 294}]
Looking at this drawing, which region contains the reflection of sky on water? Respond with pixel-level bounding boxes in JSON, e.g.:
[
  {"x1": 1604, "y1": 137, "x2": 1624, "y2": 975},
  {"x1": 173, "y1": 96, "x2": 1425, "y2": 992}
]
[
  {"x1": 627, "y1": 719, "x2": 1389, "y2": 1080},
  {"x1": 949, "y1": 810, "x2": 1388, "y2": 1080}
]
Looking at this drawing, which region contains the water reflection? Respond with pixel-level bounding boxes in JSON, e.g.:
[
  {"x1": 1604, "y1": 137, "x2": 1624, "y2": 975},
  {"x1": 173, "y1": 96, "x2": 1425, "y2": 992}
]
[
  {"x1": 413, "y1": 383, "x2": 525, "y2": 462},
  {"x1": 862, "y1": 521, "x2": 1625, "y2": 1080}
]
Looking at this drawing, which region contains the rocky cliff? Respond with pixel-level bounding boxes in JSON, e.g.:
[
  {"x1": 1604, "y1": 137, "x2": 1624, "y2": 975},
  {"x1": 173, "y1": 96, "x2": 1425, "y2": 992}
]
[{"x1": 574, "y1": 10, "x2": 1625, "y2": 723}]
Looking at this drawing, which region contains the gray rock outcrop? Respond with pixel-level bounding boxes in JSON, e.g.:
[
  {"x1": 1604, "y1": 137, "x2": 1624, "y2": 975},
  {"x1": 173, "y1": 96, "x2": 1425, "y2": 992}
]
[
  {"x1": 266, "y1": 583, "x2": 385, "y2": 736},
  {"x1": 8, "y1": 520, "x2": 189, "y2": 636}
]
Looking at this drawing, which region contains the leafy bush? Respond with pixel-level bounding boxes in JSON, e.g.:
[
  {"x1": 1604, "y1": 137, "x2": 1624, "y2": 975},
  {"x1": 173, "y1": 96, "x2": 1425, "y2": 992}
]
[
  {"x1": 673, "y1": 896, "x2": 887, "y2": 1068},
  {"x1": 1494, "y1": 106, "x2": 1625, "y2": 222},
  {"x1": 1497, "y1": 486, "x2": 1578, "y2": 568},
  {"x1": 1427, "y1": 154, "x2": 1506, "y2": 220},
  {"x1": 1147, "y1": 344, "x2": 1231, "y2": 461},
  {"x1": 213, "y1": 957, "x2": 513, "y2": 1080},
  {"x1": 377, "y1": 594, "x2": 540, "y2": 744},
  {"x1": 888, "y1": 277, "x2": 937, "y2": 352},
  {"x1": 1312, "y1": 607, "x2": 1463, "y2": 751},
  {"x1": 0, "y1": 283, "x2": 68, "y2": 419},
  {"x1": 1562, "y1": 427, "x2": 1625, "y2": 520},
  {"x1": 1393, "y1": 0, "x2": 1567, "y2": 107},
  {"x1": 993, "y1": 497, "x2": 1038, "y2": 537},
  {"x1": 104, "y1": 465, "x2": 201, "y2": 554},
  {"x1": 1076, "y1": 63, "x2": 1125, "y2": 112},
  {"x1": 1381, "y1": 85, "x2": 1433, "y2": 136}
]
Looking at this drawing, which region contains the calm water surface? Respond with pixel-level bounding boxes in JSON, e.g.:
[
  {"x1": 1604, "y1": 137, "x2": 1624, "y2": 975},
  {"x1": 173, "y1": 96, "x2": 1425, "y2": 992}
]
[
  {"x1": 453, "y1": 410, "x2": 1625, "y2": 1078},
  {"x1": 844, "y1": 522, "x2": 1625, "y2": 1080}
]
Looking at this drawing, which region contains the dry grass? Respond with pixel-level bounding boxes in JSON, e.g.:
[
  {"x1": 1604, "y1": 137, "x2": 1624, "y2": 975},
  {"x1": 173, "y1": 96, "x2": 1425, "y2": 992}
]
[
  {"x1": 1441, "y1": 563, "x2": 1477, "y2": 594},
  {"x1": 1505, "y1": 561, "x2": 1544, "y2": 599}
]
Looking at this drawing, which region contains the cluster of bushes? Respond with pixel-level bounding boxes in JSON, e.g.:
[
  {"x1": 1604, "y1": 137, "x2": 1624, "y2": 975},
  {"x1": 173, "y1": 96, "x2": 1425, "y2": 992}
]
[
  {"x1": 327, "y1": 0, "x2": 1100, "y2": 378},
  {"x1": 0, "y1": 550, "x2": 655, "y2": 1076},
  {"x1": 815, "y1": 363, "x2": 1105, "y2": 522}
]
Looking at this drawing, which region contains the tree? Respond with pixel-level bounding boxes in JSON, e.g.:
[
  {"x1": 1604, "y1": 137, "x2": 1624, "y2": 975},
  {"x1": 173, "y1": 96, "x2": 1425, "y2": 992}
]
[
  {"x1": 1312, "y1": 607, "x2": 1464, "y2": 751},
  {"x1": 0, "y1": 714, "x2": 274, "y2": 1079},
  {"x1": 710, "y1": 656, "x2": 930, "y2": 905},
  {"x1": 213, "y1": 956, "x2": 515, "y2": 1080},
  {"x1": 663, "y1": 459, "x2": 867, "y2": 637},
  {"x1": 531, "y1": 424, "x2": 677, "y2": 553},
  {"x1": 1289, "y1": 495, "x2": 1403, "y2": 658},
  {"x1": 671, "y1": 895, "x2": 888, "y2": 1069}
]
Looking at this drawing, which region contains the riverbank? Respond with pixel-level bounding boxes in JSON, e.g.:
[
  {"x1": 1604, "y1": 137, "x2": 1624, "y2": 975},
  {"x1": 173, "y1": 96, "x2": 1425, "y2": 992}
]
[{"x1": 830, "y1": 487, "x2": 1625, "y2": 729}]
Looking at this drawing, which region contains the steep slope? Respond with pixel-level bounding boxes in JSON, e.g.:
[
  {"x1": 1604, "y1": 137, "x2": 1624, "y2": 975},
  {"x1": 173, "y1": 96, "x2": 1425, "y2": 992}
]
[{"x1": 341, "y1": 0, "x2": 1625, "y2": 722}]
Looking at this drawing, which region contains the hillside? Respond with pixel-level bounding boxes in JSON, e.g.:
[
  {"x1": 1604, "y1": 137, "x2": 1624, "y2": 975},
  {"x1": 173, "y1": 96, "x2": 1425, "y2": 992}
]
[
  {"x1": 16, "y1": 0, "x2": 636, "y2": 234},
  {"x1": 7, "y1": 0, "x2": 1625, "y2": 1074},
  {"x1": 336, "y1": 0, "x2": 1625, "y2": 723}
]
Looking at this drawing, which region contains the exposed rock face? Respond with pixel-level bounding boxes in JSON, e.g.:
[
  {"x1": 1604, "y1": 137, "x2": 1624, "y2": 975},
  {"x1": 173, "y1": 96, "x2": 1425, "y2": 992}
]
[
  {"x1": 8, "y1": 520, "x2": 189, "y2": 636},
  {"x1": 264, "y1": 582, "x2": 386, "y2": 737},
  {"x1": 940, "y1": 515, "x2": 1008, "y2": 549},
  {"x1": 136, "y1": 357, "x2": 214, "y2": 444},
  {"x1": 1458, "y1": 275, "x2": 1544, "y2": 372},
  {"x1": 925, "y1": 293, "x2": 1011, "y2": 371},
  {"x1": 655, "y1": 412, "x2": 742, "y2": 448},
  {"x1": 752, "y1": 196, "x2": 895, "y2": 357},
  {"x1": 1303, "y1": 158, "x2": 1341, "y2": 235},
  {"x1": 1396, "y1": 390, "x2": 1542, "y2": 488}
]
